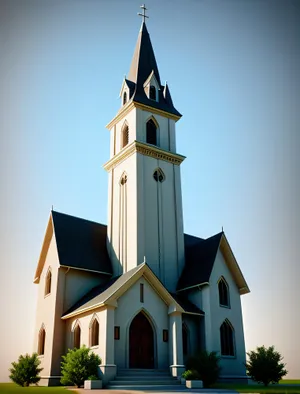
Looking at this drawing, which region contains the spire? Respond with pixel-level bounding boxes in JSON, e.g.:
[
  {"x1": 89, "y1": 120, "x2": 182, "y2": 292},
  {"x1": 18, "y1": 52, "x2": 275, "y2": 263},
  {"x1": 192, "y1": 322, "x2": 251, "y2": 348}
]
[
  {"x1": 163, "y1": 83, "x2": 174, "y2": 107},
  {"x1": 127, "y1": 22, "x2": 161, "y2": 87}
]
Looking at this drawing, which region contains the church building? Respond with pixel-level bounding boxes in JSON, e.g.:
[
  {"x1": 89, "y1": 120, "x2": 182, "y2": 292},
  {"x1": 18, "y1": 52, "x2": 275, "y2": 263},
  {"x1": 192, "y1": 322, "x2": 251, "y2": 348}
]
[{"x1": 33, "y1": 10, "x2": 250, "y2": 387}]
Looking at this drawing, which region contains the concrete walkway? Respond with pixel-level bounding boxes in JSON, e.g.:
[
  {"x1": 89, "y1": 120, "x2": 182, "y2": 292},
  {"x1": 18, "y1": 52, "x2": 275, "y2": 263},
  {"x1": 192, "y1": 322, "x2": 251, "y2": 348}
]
[{"x1": 68, "y1": 389, "x2": 247, "y2": 394}]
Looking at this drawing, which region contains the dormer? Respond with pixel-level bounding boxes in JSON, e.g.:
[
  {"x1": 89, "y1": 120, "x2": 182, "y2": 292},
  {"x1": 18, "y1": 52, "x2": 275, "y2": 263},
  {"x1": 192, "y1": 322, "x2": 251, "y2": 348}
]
[
  {"x1": 143, "y1": 70, "x2": 160, "y2": 102},
  {"x1": 119, "y1": 78, "x2": 135, "y2": 107}
]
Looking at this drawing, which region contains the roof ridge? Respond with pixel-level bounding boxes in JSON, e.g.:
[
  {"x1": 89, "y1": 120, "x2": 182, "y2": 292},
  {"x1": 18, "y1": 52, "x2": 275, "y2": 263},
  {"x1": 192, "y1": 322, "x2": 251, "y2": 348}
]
[{"x1": 51, "y1": 210, "x2": 107, "y2": 227}]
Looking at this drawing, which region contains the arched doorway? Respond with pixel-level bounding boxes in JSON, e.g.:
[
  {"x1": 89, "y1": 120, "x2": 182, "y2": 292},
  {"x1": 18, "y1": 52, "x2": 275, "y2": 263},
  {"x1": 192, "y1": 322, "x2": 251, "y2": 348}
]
[{"x1": 129, "y1": 312, "x2": 154, "y2": 369}]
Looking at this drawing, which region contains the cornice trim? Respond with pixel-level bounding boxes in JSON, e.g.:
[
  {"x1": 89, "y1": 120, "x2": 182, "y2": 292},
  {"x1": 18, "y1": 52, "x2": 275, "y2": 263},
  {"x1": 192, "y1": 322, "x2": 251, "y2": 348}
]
[
  {"x1": 106, "y1": 101, "x2": 181, "y2": 130},
  {"x1": 103, "y1": 141, "x2": 186, "y2": 172}
]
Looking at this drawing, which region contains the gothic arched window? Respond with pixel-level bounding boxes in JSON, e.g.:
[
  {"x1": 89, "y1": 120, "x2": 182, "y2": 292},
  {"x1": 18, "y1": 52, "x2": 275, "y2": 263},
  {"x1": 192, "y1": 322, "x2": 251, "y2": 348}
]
[
  {"x1": 123, "y1": 91, "x2": 127, "y2": 105},
  {"x1": 121, "y1": 125, "x2": 129, "y2": 148},
  {"x1": 153, "y1": 168, "x2": 165, "y2": 183},
  {"x1": 38, "y1": 326, "x2": 46, "y2": 356},
  {"x1": 220, "y1": 319, "x2": 235, "y2": 356},
  {"x1": 90, "y1": 318, "x2": 99, "y2": 347},
  {"x1": 45, "y1": 269, "x2": 52, "y2": 296},
  {"x1": 150, "y1": 85, "x2": 156, "y2": 100},
  {"x1": 218, "y1": 277, "x2": 230, "y2": 307},
  {"x1": 146, "y1": 119, "x2": 157, "y2": 146},
  {"x1": 73, "y1": 323, "x2": 81, "y2": 349}
]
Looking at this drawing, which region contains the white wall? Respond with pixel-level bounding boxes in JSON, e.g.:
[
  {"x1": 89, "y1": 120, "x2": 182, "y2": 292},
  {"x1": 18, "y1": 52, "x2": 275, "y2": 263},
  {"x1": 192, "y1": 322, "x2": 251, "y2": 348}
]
[
  {"x1": 114, "y1": 277, "x2": 169, "y2": 369},
  {"x1": 208, "y1": 249, "x2": 247, "y2": 376},
  {"x1": 33, "y1": 235, "x2": 60, "y2": 379}
]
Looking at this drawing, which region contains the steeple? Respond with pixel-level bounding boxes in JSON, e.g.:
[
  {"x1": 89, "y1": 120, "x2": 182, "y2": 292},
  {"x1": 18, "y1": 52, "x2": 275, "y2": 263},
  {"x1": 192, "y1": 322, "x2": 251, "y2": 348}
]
[
  {"x1": 119, "y1": 20, "x2": 182, "y2": 119},
  {"x1": 128, "y1": 22, "x2": 161, "y2": 88}
]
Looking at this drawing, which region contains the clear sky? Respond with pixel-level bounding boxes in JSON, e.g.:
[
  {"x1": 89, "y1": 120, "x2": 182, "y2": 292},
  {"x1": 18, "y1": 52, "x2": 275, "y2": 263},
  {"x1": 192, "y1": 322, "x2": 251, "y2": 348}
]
[{"x1": 0, "y1": 0, "x2": 299, "y2": 382}]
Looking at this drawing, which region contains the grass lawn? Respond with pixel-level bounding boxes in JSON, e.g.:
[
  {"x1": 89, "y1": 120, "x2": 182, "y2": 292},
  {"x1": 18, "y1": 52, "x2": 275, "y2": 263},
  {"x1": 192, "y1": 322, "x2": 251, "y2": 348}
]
[
  {"x1": 0, "y1": 384, "x2": 79, "y2": 394},
  {"x1": 213, "y1": 383, "x2": 300, "y2": 393},
  {"x1": 280, "y1": 381, "x2": 300, "y2": 385}
]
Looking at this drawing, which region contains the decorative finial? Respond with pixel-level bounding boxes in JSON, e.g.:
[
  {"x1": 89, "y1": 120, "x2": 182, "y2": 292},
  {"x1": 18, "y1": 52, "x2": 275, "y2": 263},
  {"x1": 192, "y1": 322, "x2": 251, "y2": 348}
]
[
  {"x1": 52, "y1": 205, "x2": 54, "y2": 211},
  {"x1": 222, "y1": 226, "x2": 224, "y2": 232},
  {"x1": 138, "y1": 4, "x2": 149, "y2": 23},
  {"x1": 143, "y1": 256, "x2": 146, "y2": 264}
]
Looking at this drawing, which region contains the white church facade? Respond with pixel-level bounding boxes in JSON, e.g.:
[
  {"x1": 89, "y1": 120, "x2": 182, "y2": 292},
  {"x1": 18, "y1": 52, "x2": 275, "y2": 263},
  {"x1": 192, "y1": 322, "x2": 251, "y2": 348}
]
[{"x1": 33, "y1": 15, "x2": 250, "y2": 387}]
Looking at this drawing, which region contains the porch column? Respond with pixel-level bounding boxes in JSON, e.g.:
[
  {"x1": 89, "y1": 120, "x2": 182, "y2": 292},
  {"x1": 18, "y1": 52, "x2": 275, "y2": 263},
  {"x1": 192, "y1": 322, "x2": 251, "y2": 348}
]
[
  {"x1": 99, "y1": 305, "x2": 117, "y2": 385},
  {"x1": 169, "y1": 307, "x2": 185, "y2": 378}
]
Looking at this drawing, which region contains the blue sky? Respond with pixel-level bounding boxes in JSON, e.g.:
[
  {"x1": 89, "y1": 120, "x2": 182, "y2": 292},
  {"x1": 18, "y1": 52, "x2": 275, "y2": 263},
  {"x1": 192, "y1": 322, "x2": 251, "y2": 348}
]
[{"x1": 0, "y1": 0, "x2": 299, "y2": 381}]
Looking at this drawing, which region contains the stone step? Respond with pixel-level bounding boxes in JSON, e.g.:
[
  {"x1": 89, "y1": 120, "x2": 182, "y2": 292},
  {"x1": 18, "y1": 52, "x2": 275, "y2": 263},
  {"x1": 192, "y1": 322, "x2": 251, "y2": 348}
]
[
  {"x1": 106, "y1": 384, "x2": 185, "y2": 391},
  {"x1": 117, "y1": 369, "x2": 169, "y2": 375},
  {"x1": 114, "y1": 375, "x2": 177, "y2": 381},
  {"x1": 109, "y1": 380, "x2": 180, "y2": 385}
]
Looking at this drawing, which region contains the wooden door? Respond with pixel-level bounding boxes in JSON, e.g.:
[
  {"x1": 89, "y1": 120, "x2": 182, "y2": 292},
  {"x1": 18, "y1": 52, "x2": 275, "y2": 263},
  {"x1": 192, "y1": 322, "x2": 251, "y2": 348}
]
[{"x1": 129, "y1": 312, "x2": 154, "y2": 369}]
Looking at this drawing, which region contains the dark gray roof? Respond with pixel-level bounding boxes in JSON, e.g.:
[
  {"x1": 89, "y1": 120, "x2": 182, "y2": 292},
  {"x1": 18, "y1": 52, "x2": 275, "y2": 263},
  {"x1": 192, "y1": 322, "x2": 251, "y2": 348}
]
[
  {"x1": 52, "y1": 211, "x2": 112, "y2": 275},
  {"x1": 177, "y1": 232, "x2": 223, "y2": 291},
  {"x1": 127, "y1": 22, "x2": 182, "y2": 118},
  {"x1": 62, "y1": 265, "x2": 142, "y2": 317},
  {"x1": 171, "y1": 293, "x2": 204, "y2": 315}
]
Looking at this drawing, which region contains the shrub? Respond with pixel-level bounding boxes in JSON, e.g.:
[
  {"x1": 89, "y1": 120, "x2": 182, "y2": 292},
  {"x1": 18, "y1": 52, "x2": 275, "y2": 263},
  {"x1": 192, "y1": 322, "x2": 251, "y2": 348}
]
[
  {"x1": 182, "y1": 369, "x2": 200, "y2": 380},
  {"x1": 186, "y1": 350, "x2": 221, "y2": 387},
  {"x1": 245, "y1": 345, "x2": 288, "y2": 386},
  {"x1": 87, "y1": 375, "x2": 99, "y2": 381},
  {"x1": 9, "y1": 353, "x2": 43, "y2": 387},
  {"x1": 60, "y1": 346, "x2": 101, "y2": 388}
]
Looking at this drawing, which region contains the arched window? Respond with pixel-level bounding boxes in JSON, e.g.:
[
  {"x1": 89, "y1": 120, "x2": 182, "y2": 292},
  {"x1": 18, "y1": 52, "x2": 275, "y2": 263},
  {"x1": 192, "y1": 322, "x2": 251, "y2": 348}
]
[
  {"x1": 73, "y1": 323, "x2": 81, "y2": 349},
  {"x1": 38, "y1": 326, "x2": 46, "y2": 356},
  {"x1": 220, "y1": 320, "x2": 235, "y2": 356},
  {"x1": 90, "y1": 318, "x2": 99, "y2": 347},
  {"x1": 120, "y1": 173, "x2": 127, "y2": 185},
  {"x1": 45, "y1": 269, "x2": 51, "y2": 296},
  {"x1": 123, "y1": 91, "x2": 127, "y2": 105},
  {"x1": 121, "y1": 125, "x2": 129, "y2": 148},
  {"x1": 153, "y1": 168, "x2": 165, "y2": 183},
  {"x1": 182, "y1": 323, "x2": 189, "y2": 356},
  {"x1": 146, "y1": 119, "x2": 157, "y2": 146},
  {"x1": 149, "y1": 85, "x2": 156, "y2": 100},
  {"x1": 218, "y1": 277, "x2": 230, "y2": 307}
]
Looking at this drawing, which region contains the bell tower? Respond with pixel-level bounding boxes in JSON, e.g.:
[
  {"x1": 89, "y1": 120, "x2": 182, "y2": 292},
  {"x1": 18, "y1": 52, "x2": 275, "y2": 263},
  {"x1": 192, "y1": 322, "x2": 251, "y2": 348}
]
[{"x1": 104, "y1": 16, "x2": 186, "y2": 292}]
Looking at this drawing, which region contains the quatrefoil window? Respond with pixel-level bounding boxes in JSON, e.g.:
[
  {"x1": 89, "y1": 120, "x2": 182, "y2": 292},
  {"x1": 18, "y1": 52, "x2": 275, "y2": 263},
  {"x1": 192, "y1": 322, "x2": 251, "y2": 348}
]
[{"x1": 153, "y1": 169, "x2": 165, "y2": 183}]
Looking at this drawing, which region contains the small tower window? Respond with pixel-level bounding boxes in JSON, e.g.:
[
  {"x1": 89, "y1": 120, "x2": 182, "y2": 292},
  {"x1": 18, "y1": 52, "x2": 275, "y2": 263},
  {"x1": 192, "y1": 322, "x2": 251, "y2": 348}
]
[
  {"x1": 218, "y1": 277, "x2": 230, "y2": 307},
  {"x1": 45, "y1": 269, "x2": 51, "y2": 296},
  {"x1": 121, "y1": 125, "x2": 129, "y2": 148},
  {"x1": 73, "y1": 323, "x2": 81, "y2": 349},
  {"x1": 182, "y1": 323, "x2": 189, "y2": 356},
  {"x1": 90, "y1": 318, "x2": 99, "y2": 347},
  {"x1": 150, "y1": 85, "x2": 156, "y2": 100},
  {"x1": 220, "y1": 319, "x2": 235, "y2": 356},
  {"x1": 38, "y1": 326, "x2": 46, "y2": 356},
  {"x1": 146, "y1": 119, "x2": 157, "y2": 146},
  {"x1": 120, "y1": 173, "x2": 127, "y2": 185},
  {"x1": 153, "y1": 168, "x2": 165, "y2": 183},
  {"x1": 123, "y1": 91, "x2": 127, "y2": 105},
  {"x1": 140, "y1": 283, "x2": 144, "y2": 303}
]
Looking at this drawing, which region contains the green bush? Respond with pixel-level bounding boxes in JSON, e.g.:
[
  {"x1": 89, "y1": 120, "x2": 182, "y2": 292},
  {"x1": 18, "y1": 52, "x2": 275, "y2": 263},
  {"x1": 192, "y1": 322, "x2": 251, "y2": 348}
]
[
  {"x1": 60, "y1": 346, "x2": 101, "y2": 388},
  {"x1": 87, "y1": 375, "x2": 99, "y2": 381},
  {"x1": 245, "y1": 345, "x2": 288, "y2": 386},
  {"x1": 186, "y1": 350, "x2": 221, "y2": 387},
  {"x1": 9, "y1": 353, "x2": 43, "y2": 387},
  {"x1": 182, "y1": 369, "x2": 200, "y2": 380}
]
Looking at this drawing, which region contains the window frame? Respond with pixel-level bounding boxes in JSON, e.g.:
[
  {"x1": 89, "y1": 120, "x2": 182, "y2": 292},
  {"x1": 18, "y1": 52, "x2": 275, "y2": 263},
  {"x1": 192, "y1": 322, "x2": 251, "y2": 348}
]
[
  {"x1": 90, "y1": 317, "x2": 100, "y2": 347},
  {"x1": 220, "y1": 319, "x2": 235, "y2": 357},
  {"x1": 44, "y1": 268, "x2": 52, "y2": 297},
  {"x1": 218, "y1": 276, "x2": 230, "y2": 308},
  {"x1": 38, "y1": 326, "x2": 46, "y2": 356}
]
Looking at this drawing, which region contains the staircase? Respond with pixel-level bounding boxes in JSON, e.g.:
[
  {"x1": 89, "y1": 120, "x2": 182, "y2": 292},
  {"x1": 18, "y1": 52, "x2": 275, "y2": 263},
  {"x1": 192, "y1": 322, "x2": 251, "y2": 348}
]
[{"x1": 106, "y1": 368, "x2": 183, "y2": 390}]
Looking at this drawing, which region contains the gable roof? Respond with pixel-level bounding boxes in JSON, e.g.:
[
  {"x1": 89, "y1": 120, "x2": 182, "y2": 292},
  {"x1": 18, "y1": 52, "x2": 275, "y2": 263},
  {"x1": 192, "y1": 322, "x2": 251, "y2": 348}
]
[
  {"x1": 33, "y1": 211, "x2": 112, "y2": 283},
  {"x1": 177, "y1": 233, "x2": 223, "y2": 291},
  {"x1": 178, "y1": 232, "x2": 250, "y2": 295},
  {"x1": 62, "y1": 263, "x2": 203, "y2": 320}
]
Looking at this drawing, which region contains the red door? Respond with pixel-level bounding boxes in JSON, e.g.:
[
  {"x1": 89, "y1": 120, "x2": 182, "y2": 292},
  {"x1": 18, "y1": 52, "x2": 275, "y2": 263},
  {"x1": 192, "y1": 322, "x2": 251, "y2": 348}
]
[{"x1": 129, "y1": 312, "x2": 154, "y2": 369}]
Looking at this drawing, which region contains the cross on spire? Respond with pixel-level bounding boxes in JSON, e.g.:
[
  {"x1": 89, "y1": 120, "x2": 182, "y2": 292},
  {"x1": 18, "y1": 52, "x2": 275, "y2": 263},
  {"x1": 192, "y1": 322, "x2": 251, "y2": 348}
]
[{"x1": 138, "y1": 4, "x2": 149, "y2": 23}]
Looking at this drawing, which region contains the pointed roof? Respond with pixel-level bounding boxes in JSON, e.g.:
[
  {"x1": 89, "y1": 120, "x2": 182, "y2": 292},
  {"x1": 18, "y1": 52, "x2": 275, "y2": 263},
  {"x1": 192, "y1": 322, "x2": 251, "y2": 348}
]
[
  {"x1": 177, "y1": 232, "x2": 250, "y2": 295},
  {"x1": 119, "y1": 22, "x2": 182, "y2": 120},
  {"x1": 128, "y1": 22, "x2": 161, "y2": 87},
  {"x1": 33, "y1": 211, "x2": 112, "y2": 283}
]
